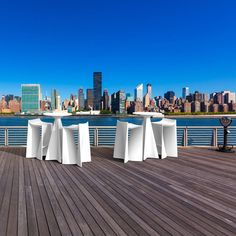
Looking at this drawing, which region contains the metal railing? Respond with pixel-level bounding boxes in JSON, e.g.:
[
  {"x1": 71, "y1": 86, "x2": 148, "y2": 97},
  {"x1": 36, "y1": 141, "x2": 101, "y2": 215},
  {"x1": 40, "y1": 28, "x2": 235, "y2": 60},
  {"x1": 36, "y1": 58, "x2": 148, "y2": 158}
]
[{"x1": 0, "y1": 126, "x2": 236, "y2": 147}]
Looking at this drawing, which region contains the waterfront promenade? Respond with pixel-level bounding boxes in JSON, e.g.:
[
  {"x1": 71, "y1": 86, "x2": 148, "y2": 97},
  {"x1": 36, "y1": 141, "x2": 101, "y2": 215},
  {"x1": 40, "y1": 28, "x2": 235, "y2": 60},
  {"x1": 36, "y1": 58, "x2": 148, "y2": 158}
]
[{"x1": 0, "y1": 147, "x2": 236, "y2": 235}]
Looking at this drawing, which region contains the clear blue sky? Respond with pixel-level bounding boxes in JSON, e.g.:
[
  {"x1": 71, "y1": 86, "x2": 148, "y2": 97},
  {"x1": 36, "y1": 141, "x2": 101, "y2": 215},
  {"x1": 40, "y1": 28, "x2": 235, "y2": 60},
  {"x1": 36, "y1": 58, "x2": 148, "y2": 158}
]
[{"x1": 0, "y1": 0, "x2": 236, "y2": 100}]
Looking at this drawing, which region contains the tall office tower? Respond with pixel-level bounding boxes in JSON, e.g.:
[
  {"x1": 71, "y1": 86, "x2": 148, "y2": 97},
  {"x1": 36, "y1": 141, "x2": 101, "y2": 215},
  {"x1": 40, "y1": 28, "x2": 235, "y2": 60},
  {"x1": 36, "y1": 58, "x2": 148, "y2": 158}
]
[
  {"x1": 103, "y1": 89, "x2": 109, "y2": 110},
  {"x1": 86, "y1": 89, "x2": 93, "y2": 109},
  {"x1": 111, "y1": 93, "x2": 117, "y2": 113},
  {"x1": 213, "y1": 92, "x2": 224, "y2": 104},
  {"x1": 202, "y1": 93, "x2": 209, "y2": 103},
  {"x1": 93, "y1": 72, "x2": 102, "y2": 110},
  {"x1": 143, "y1": 83, "x2": 152, "y2": 109},
  {"x1": 56, "y1": 95, "x2": 61, "y2": 110},
  {"x1": 78, "y1": 88, "x2": 85, "y2": 110},
  {"x1": 193, "y1": 91, "x2": 202, "y2": 102},
  {"x1": 134, "y1": 84, "x2": 143, "y2": 101},
  {"x1": 111, "y1": 90, "x2": 126, "y2": 114},
  {"x1": 224, "y1": 91, "x2": 236, "y2": 103},
  {"x1": 147, "y1": 83, "x2": 152, "y2": 97},
  {"x1": 51, "y1": 89, "x2": 60, "y2": 110},
  {"x1": 164, "y1": 91, "x2": 175, "y2": 104},
  {"x1": 182, "y1": 87, "x2": 189, "y2": 99},
  {"x1": 21, "y1": 84, "x2": 41, "y2": 113}
]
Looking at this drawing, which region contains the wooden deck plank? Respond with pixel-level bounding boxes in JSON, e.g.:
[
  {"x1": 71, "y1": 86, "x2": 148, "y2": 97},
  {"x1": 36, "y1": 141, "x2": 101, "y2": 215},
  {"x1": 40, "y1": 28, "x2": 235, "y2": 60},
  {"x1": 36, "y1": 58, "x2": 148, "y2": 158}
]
[
  {"x1": 0, "y1": 147, "x2": 236, "y2": 235},
  {"x1": 7, "y1": 154, "x2": 19, "y2": 236},
  {"x1": 0, "y1": 158, "x2": 14, "y2": 236},
  {"x1": 87, "y1": 160, "x2": 220, "y2": 236},
  {"x1": 35, "y1": 161, "x2": 73, "y2": 236},
  {"x1": 27, "y1": 160, "x2": 51, "y2": 236},
  {"x1": 40, "y1": 161, "x2": 83, "y2": 235},
  {"x1": 92, "y1": 152, "x2": 228, "y2": 236},
  {"x1": 31, "y1": 160, "x2": 62, "y2": 236},
  {"x1": 17, "y1": 158, "x2": 27, "y2": 236}
]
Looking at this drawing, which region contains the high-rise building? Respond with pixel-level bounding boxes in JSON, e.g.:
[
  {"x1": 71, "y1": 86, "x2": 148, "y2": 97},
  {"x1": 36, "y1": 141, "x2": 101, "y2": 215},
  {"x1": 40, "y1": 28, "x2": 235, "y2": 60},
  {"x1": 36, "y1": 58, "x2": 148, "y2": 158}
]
[
  {"x1": 164, "y1": 91, "x2": 175, "y2": 104},
  {"x1": 134, "y1": 84, "x2": 143, "y2": 101},
  {"x1": 111, "y1": 90, "x2": 126, "y2": 114},
  {"x1": 143, "y1": 84, "x2": 152, "y2": 109},
  {"x1": 213, "y1": 92, "x2": 224, "y2": 105},
  {"x1": 51, "y1": 89, "x2": 60, "y2": 110},
  {"x1": 78, "y1": 88, "x2": 85, "y2": 110},
  {"x1": 182, "y1": 87, "x2": 189, "y2": 99},
  {"x1": 183, "y1": 101, "x2": 191, "y2": 113},
  {"x1": 0, "y1": 96, "x2": 7, "y2": 112},
  {"x1": 21, "y1": 84, "x2": 41, "y2": 113},
  {"x1": 5, "y1": 94, "x2": 14, "y2": 104},
  {"x1": 9, "y1": 99, "x2": 21, "y2": 113},
  {"x1": 102, "y1": 89, "x2": 109, "y2": 110},
  {"x1": 202, "y1": 93, "x2": 209, "y2": 103},
  {"x1": 86, "y1": 89, "x2": 93, "y2": 109},
  {"x1": 193, "y1": 91, "x2": 202, "y2": 102},
  {"x1": 224, "y1": 91, "x2": 236, "y2": 103},
  {"x1": 93, "y1": 72, "x2": 102, "y2": 110},
  {"x1": 191, "y1": 101, "x2": 201, "y2": 112}
]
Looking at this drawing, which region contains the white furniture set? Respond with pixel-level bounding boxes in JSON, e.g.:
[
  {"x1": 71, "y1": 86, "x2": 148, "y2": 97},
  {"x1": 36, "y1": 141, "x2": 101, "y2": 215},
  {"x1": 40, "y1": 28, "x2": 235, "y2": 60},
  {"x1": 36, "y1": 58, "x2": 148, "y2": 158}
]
[
  {"x1": 26, "y1": 111, "x2": 177, "y2": 166},
  {"x1": 26, "y1": 112, "x2": 91, "y2": 167},
  {"x1": 113, "y1": 112, "x2": 178, "y2": 163}
]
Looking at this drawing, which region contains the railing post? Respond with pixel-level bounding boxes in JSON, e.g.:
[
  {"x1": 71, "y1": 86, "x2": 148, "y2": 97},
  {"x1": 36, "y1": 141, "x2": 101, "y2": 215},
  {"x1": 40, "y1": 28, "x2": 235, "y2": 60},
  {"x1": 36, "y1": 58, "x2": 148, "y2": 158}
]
[
  {"x1": 213, "y1": 128, "x2": 218, "y2": 147},
  {"x1": 94, "y1": 128, "x2": 98, "y2": 147},
  {"x1": 5, "y1": 128, "x2": 8, "y2": 146},
  {"x1": 184, "y1": 127, "x2": 188, "y2": 147}
]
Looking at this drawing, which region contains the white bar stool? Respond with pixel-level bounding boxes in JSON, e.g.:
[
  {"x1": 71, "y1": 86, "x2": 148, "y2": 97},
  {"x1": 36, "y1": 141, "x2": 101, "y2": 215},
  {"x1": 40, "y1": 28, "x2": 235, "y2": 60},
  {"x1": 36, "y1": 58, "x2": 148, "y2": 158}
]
[
  {"x1": 26, "y1": 118, "x2": 53, "y2": 160},
  {"x1": 62, "y1": 122, "x2": 91, "y2": 167},
  {"x1": 152, "y1": 118, "x2": 178, "y2": 159},
  {"x1": 113, "y1": 120, "x2": 143, "y2": 163}
]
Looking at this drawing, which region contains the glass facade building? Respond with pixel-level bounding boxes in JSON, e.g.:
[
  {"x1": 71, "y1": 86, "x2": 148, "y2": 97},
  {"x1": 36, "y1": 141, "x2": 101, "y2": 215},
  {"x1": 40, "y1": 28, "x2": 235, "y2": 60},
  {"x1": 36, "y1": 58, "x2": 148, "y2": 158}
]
[
  {"x1": 51, "y1": 89, "x2": 59, "y2": 110},
  {"x1": 134, "y1": 84, "x2": 143, "y2": 101},
  {"x1": 182, "y1": 87, "x2": 189, "y2": 99},
  {"x1": 21, "y1": 84, "x2": 41, "y2": 113},
  {"x1": 93, "y1": 72, "x2": 102, "y2": 110},
  {"x1": 78, "y1": 88, "x2": 85, "y2": 110}
]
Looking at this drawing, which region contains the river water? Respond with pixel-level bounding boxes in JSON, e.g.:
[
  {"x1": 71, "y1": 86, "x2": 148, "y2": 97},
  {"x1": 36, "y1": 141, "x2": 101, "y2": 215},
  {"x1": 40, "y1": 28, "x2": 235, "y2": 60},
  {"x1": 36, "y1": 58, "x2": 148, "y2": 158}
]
[{"x1": 0, "y1": 116, "x2": 235, "y2": 126}]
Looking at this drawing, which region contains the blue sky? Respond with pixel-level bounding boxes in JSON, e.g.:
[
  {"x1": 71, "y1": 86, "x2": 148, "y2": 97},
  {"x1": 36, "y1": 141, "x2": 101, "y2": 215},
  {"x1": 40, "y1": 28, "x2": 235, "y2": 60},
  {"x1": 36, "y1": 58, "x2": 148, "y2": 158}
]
[{"x1": 0, "y1": 0, "x2": 236, "y2": 100}]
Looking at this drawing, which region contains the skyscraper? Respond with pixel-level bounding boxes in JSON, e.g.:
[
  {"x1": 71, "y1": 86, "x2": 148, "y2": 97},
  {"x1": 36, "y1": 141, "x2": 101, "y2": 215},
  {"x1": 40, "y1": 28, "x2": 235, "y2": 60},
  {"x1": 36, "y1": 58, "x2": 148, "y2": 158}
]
[
  {"x1": 102, "y1": 89, "x2": 109, "y2": 110},
  {"x1": 164, "y1": 91, "x2": 175, "y2": 104},
  {"x1": 51, "y1": 89, "x2": 60, "y2": 110},
  {"x1": 78, "y1": 88, "x2": 85, "y2": 110},
  {"x1": 93, "y1": 72, "x2": 102, "y2": 110},
  {"x1": 134, "y1": 84, "x2": 143, "y2": 101},
  {"x1": 21, "y1": 84, "x2": 41, "y2": 113},
  {"x1": 143, "y1": 83, "x2": 152, "y2": 109},
  {"x1": 111, "y1": 90, "x2": 126, "y2": 114},
  {"x1": 86, "y1": 89, "x2": 93, "y2": 109},
  {"x1": 182, "y1": 87, "x2": 189, "y2": 99}
]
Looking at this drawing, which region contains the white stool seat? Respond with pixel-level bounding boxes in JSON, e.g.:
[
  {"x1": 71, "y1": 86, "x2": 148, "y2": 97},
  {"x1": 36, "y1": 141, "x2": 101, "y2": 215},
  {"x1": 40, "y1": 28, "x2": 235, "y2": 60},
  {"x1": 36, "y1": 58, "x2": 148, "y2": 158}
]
[
  {"x1": 62, "y1": 122, "x2": 91, "y2": 167},
  {"x1": 113, "y1": 121, "x2": 143, "y2": 163},
  {"x1": 26, "y1": 118, "x2": 53, "y2": 160},
  {"x1": 152, "y1": 118, "x2": 178, "y2": 159}
]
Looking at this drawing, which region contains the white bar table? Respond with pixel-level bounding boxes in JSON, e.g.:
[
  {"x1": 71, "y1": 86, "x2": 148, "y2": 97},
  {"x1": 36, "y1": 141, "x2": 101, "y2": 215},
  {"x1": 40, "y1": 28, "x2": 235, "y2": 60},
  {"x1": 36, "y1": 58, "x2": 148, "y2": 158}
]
[
  {"x1": 133, "y1": 112, "x2": 164, "y2": 160},
  {"x1": 44, "y1": 112, "x2": 72, "y2": 162}
]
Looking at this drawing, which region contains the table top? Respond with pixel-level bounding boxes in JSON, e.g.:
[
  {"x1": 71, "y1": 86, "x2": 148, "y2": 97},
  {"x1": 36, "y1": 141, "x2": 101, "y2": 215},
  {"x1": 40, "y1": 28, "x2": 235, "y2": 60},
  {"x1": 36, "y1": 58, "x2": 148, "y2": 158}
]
[
  {"x1": 133, "y1": 112, "x2": 164, "y2": 118},
  {"x1": 43, "y1": 112, "x2": 72, "y2": 118}
]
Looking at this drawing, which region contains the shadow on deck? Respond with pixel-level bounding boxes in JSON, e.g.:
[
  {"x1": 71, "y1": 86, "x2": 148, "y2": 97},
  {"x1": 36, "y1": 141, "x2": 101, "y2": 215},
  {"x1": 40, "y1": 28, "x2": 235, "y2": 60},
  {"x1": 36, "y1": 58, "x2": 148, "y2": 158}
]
[{"x1": 0, "y1": 147, "x2": 236, "y2": 235}]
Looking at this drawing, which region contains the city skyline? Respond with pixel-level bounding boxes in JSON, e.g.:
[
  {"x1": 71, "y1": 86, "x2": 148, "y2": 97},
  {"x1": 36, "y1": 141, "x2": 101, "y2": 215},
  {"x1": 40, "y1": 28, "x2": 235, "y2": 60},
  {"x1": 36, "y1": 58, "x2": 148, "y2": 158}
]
[
  {"x1": 1, "y1": 80, "x2": 236, "y2": 114},
  {"x1": 1, "y1": 0, "x2": 236, "y2": 98},
  {"x1": 1, "y1": 80, "x2": 236, "y2": 102}
]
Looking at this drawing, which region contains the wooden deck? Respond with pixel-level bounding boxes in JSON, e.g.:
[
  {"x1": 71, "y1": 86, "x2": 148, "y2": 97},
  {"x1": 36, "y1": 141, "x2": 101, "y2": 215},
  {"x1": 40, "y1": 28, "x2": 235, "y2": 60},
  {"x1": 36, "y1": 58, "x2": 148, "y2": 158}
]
[{"x1": 0, "y1": 147, "x2": 236, "y2": 236}]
